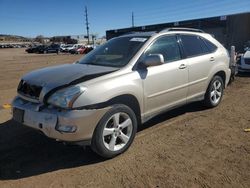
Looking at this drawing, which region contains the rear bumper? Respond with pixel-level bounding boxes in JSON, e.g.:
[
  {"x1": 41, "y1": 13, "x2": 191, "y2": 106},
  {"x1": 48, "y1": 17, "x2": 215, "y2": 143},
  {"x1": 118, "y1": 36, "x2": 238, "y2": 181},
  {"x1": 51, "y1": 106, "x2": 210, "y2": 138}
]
[
  {"x1": 225, "y1": 68, "x2": 231, "y2": 87},
  {"x1": 12, "y1": 96, "x2": 110, "y2": 143}
]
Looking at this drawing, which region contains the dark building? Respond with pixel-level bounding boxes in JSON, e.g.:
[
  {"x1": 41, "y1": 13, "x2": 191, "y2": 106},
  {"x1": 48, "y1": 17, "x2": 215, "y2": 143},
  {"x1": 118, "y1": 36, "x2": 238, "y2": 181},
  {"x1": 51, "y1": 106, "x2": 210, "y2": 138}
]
[
  {"x1": 106, "y1": 12, "x2": 250, "y2": 52},
  {"x1": 50, "y1": 36, "x2": 77, "y2": 44}
]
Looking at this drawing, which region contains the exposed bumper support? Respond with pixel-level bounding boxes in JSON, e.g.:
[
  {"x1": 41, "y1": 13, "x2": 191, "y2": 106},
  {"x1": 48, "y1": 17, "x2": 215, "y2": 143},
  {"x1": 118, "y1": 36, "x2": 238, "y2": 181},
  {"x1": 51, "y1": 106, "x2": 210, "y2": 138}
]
[{"x1": 12, "y1": 96, "x2": 110, "y2": 143}]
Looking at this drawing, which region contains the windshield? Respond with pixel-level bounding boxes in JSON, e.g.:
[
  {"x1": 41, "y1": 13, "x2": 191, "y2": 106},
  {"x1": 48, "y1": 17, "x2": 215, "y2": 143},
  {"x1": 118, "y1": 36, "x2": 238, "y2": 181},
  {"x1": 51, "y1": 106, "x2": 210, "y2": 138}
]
[{"x1": 78, "y1": 36, "x2": 149, "y2": 67}]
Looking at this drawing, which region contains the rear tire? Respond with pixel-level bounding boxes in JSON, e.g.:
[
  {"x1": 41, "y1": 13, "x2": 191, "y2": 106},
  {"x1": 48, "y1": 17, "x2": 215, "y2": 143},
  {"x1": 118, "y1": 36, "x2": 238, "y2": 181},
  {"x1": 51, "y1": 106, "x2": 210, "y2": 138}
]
[
  {"x1": 91, "y1": 104, "x2": 137, "y2": 158},
  {"x1": 204, "y1": 75, "x2": 224, "y2": 108}
]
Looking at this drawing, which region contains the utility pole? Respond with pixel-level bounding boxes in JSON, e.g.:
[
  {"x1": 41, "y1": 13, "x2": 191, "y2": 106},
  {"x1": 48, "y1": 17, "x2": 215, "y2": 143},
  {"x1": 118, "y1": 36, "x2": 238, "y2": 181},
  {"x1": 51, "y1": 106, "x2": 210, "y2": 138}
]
[
  {"x1": 132, "y1": 12, "x2": 135, "y2": 27},
  {"x1": 85, "y1": 6, "x2": 90, "y2": 44}
]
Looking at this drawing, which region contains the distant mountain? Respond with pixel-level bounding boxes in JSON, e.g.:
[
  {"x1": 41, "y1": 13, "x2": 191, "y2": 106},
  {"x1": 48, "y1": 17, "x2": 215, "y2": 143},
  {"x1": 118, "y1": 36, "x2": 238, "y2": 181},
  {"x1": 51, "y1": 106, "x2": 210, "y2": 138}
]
[{"x1": 0, "y1": 34, "x2": 32, "y2": 42}]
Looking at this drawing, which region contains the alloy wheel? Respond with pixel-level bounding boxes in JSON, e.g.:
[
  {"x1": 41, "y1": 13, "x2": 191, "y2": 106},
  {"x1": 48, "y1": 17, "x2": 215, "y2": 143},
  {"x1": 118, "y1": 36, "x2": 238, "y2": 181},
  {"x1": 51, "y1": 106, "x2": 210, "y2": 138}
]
[
  {"x1": 102, "y1": 112, "x2": 133, "y2": 151},
  {"x1": 210, "y1": 80, "x2": 222, "y2": 104}
]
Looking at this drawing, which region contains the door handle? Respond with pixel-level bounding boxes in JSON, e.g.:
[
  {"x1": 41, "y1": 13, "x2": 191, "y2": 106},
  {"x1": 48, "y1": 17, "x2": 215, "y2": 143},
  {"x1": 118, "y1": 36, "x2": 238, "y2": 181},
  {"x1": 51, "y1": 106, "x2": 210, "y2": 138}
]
[
  {"x1": 179, "y1": 64, "x2": 187, "y2": 69},
  {"x1": 210, "y1": 57, "x2": 215, "y2": 61}
]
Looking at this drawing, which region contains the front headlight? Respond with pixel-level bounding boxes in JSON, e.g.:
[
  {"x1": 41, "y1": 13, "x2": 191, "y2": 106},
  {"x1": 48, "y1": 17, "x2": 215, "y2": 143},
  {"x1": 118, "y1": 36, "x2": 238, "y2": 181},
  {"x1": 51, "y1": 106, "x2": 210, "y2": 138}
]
[{"x1": 47, "y1": 86, "x2": 86, "y2": 109}]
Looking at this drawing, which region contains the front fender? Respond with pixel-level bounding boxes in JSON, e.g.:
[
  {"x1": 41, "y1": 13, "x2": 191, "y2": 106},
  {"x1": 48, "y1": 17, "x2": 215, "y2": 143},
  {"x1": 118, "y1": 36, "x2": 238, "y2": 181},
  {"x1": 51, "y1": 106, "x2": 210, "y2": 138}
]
[{"x1": 73, "y1": 71, "x2": 144, "y2": 110}]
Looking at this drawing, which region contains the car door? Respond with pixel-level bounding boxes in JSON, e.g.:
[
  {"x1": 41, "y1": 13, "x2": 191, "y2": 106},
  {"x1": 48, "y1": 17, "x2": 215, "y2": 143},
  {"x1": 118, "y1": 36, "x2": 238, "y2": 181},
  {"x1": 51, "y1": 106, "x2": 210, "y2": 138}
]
[
  {"x1": 179, "y1": 34, "x2": 216, "y2": 101},
  {"x1": 140, "y1": 35, "x2": 188, "y2": 117}
]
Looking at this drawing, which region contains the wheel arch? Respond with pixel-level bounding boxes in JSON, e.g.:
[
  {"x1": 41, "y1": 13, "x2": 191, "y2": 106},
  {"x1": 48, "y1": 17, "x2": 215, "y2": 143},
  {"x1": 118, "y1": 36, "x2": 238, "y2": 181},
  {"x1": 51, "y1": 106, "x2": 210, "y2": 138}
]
[
  {"x1": 213, "y1": 71, "x2": 226, "y2": 88},
  {"x1": 204, "y1": 70, "x2": 227, "y2": 97},
  {"x1": 107, "y1": 94, "x2": 141, "y2": 125}
]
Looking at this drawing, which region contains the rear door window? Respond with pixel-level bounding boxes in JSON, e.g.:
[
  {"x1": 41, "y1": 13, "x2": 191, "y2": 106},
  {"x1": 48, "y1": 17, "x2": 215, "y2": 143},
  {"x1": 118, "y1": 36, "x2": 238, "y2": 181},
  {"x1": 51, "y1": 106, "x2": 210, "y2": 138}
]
[{"x1": 180, "y1": 35, "x2": 211, "y2": 58}]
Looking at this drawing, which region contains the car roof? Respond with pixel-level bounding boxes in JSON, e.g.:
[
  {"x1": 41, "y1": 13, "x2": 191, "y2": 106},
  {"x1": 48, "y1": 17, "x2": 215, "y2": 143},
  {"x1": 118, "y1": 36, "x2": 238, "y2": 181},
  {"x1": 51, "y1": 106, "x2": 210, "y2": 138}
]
[
  {"x1": 120, "y1": 28, "x2": 207, "y2": 38},
  {"x1": 121, "y1": 31, "x2": 156, "y2": 38}
]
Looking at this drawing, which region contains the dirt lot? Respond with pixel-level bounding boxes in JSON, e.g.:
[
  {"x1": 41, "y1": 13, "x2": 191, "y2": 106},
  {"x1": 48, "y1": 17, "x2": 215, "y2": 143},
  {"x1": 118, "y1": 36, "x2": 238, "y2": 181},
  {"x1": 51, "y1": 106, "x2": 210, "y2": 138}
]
[{"x1": 0, "y1": 48, "x2": 249, "y2": 188}]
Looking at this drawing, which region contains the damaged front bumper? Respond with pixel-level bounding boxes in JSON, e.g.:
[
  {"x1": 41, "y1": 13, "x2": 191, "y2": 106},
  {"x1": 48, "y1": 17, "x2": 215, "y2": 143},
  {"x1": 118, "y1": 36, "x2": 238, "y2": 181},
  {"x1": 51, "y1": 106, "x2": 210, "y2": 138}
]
[{"x1": 12, "y1": 96, "x2": 110, "y2": 144}]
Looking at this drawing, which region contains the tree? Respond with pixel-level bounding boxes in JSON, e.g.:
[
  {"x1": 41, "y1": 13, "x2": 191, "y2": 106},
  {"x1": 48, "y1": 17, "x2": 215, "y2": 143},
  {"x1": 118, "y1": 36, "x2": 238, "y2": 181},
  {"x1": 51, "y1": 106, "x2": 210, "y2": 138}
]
[{"x1": 35, "y1": 35, "x2": 45, "y2": 43}]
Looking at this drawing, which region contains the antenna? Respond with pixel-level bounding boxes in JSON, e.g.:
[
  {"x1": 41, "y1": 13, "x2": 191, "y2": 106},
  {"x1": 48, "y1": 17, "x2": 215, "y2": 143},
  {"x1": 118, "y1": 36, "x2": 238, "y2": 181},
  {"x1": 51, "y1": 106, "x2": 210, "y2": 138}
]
[{"x1": 85, "y1": 6, "x2": 90, "y2": 44}]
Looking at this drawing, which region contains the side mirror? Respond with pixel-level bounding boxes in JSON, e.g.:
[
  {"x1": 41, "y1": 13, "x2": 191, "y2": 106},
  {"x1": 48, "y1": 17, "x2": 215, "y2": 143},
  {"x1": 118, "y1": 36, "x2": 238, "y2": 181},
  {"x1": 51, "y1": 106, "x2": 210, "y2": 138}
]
[{"x1": 143, "y1": 54, "x2": 164, "y2": 67}]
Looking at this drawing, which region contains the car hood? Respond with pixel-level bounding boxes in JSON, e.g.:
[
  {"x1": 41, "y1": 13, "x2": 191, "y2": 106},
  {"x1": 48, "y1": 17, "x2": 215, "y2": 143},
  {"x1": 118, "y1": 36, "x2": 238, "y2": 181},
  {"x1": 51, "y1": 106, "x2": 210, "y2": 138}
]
[{"x1": 22, "y1": 63, "x2": 119, "y2": 89}]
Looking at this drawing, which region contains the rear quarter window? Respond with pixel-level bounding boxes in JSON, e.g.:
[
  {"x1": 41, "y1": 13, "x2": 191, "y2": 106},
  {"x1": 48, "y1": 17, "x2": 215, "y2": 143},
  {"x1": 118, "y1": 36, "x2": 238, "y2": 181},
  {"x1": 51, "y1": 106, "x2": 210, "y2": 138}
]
[
  {"x1": 202, "y1": 38, "x2": 218, "y2": 53},
  {"x1": 180, "y1": 34, "x2": 216, "y2": 58}
]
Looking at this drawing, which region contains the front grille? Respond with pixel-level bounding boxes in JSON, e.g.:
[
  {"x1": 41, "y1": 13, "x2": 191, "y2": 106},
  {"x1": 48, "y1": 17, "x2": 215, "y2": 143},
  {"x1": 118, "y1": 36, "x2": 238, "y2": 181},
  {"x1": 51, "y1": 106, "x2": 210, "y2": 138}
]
[
  {"x1": 244, "y1": 58, "x2": 250, "y2": 65},
  {"x1": 17, "y1": 80, "x2": 42, "y2": 100}
]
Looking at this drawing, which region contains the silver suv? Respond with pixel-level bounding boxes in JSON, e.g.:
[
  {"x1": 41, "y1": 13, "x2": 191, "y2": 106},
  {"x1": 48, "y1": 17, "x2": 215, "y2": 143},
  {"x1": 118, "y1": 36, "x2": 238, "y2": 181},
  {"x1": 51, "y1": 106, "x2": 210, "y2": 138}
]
[{"x1": 12, "y1": 28, "x2": 231, "y2": 158}]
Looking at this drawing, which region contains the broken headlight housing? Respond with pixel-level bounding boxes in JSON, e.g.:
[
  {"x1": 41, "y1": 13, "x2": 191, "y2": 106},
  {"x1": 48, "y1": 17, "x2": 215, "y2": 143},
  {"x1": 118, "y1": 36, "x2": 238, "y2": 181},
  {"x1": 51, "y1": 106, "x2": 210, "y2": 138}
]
[{"x1": 47, "y1": 86, "x2": 86, "y2": 109}]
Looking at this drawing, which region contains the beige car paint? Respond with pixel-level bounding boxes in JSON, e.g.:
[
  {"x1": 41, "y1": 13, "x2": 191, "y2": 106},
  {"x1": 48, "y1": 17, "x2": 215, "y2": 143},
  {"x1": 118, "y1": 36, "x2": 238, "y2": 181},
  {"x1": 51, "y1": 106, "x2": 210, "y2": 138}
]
[{"x1": 12, "y1": 30, "x2": 231, "y2": 143}]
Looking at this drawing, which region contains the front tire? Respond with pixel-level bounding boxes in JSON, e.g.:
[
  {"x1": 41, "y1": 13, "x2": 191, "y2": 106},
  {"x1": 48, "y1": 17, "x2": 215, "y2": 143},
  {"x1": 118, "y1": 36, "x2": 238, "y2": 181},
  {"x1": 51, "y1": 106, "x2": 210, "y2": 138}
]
[
  {"x1": 91, "y1": 104, "x2": 137, "y2": 158},
  {"x1": 204, "y1": 75, "x2": 224, "y2": 108}
]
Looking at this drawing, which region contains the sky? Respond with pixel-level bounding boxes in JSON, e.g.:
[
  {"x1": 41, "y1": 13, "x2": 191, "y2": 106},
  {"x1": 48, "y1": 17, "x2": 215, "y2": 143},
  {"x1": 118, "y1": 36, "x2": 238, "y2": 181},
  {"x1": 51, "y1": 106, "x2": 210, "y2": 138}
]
[{"x1": 0, "y1": 0, "x2": 249, "y2": 38}]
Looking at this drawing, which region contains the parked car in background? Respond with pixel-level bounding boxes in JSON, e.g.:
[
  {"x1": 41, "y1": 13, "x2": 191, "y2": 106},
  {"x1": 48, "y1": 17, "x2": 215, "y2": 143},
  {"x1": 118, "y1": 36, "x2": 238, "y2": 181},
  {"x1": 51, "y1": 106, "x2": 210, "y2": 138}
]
[
  {"x1": 1, "y1": 43, "x2": 33, "y2": 49},
  {"x1": 61, "y1": 44, "x2": 84, "y2": 53},
  {"x1": 38, "y1": 44, "x2": 60, "y2": 54},
  {"x1": 244, "y1": 41, "x2": 250, "y2": 51},
  {"x1": 25, "y1": 45, "x2": 44, "y2": 53},
  {"x1": 70, "y1": 45, "x2": 94, "y2": 54},
  {"x1": 79, "y1": 45, "x2": 94, "y2": 54},
  {"x1": 67, "y1": 44, "x2": 82, "y2": 52},
  {"x1": 26, "y1": 44, "x2": 60, "y2": 54},
  {"x1": 60, "y1": 44, "x2": 74, "y2": 52},
  {"x1": 12, "y1": 28, "x2": 231, "y2": 158},
  {"x1": 238, "y1": 47, "x2": 250, "y2": 72},
  {"x1": 68, "y1": 45, "x2": 83, "y2": 54}
]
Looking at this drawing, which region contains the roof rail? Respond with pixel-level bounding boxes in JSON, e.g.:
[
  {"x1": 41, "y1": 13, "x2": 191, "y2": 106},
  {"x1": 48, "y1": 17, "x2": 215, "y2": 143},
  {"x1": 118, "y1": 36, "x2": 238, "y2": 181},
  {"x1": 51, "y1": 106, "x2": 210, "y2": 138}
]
[
  {"x1": 159, "y1": 27, "x2": 205, "y2": 33},
  {"x1": 121, "y1": 31, "x2": 156, "y2": 36},
  {"x1": 121, "y1": 31, "x2": 143, "y2": 36}
]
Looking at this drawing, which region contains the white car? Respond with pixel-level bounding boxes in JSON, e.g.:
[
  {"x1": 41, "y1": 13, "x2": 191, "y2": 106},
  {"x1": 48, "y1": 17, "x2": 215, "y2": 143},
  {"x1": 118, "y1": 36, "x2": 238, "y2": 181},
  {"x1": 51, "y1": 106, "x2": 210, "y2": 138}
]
[
  {"x1": 60, "y1": 44, "x2": 73, "y2": 52},
  {"x1": 238, "y1": 48, "x2": 250, "y2": 72},
  {"x1": 66, "y1": 44, "x2": 83, "y2": 52}
]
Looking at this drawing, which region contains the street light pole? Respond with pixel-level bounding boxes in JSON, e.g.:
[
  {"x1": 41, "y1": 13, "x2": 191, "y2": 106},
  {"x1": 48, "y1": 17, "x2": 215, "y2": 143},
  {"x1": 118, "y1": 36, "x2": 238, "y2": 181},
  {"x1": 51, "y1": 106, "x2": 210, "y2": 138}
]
[{"x1": 85, "y1": 6, "x2": 90, "y2": 44}]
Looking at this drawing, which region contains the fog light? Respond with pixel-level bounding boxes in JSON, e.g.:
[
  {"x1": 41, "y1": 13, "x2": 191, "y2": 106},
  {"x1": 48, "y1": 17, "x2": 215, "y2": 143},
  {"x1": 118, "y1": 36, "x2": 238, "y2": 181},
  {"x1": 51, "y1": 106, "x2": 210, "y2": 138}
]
[{"x1": 56, "y1": 124, "x2": 77, "y2": 133}]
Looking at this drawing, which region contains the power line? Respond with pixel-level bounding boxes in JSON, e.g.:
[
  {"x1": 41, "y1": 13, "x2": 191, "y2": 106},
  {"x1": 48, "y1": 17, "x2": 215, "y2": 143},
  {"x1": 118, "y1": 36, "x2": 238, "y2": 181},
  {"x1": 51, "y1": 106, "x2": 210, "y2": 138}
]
[
  {"x1": 132, "y1": 1, "x2": 250, "y2": 26},
  {"x1": 134, "y1": 0, "x2": 249, "y2": 20},
  {"x1": 135, "y1": 0, "x2": 244, "y2": 17}
]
